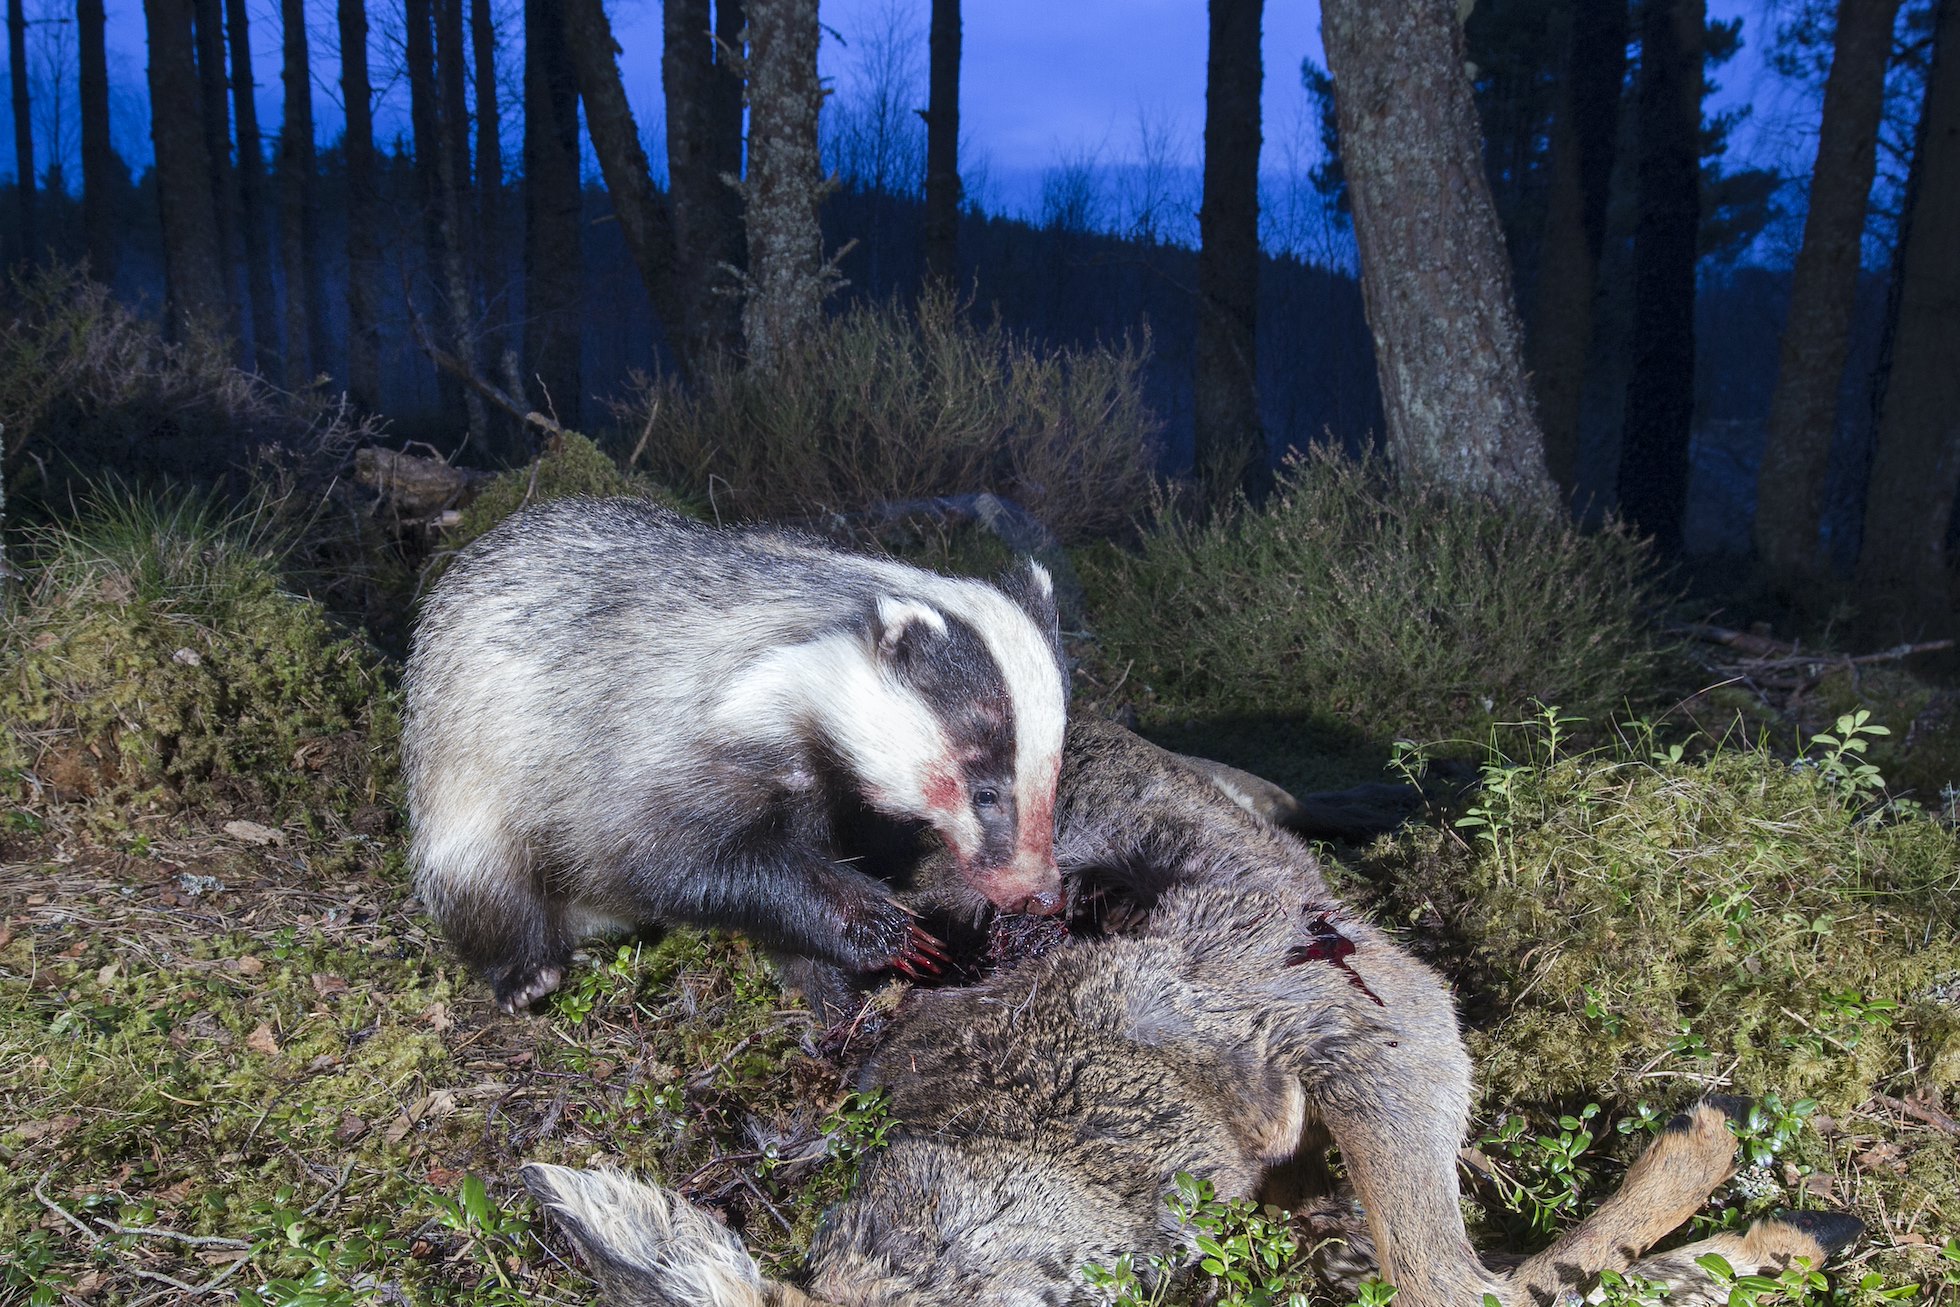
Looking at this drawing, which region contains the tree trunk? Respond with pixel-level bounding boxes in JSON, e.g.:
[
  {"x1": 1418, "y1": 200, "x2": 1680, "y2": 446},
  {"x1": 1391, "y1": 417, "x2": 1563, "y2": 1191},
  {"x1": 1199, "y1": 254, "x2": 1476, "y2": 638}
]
[
  {"x1": 523, "y1": 0, "x2": 583, "y2": 426},
  {"x1": 1194, "y1": 0, "x2": 1266, "y2": 511},
  {"x1": 145, "y1": 0, "x2": 227, "y2": 334},
  {"x1": 1754, "y1": 0, "x2": 1902, "y2": 586},
  {"x1": 436, "y1": 0, "x2": 488, "y2": 441},
  {"x1": 743, "y1": 0, "x2": 830, "y2": 368},
  {"x1": 227, "y1": 0, "x2": 278, "y2": 374},
  {"x1": 10, "y1": 0, "x2": 36, "y2": 263},
  {"x1": 661, "y1": 0, "x2": 742, "y2": 367},
  {"x1": 278, "y1": 0, "x2": 318, "y2": 386},
  {"x1": 340, "y1": 0, "x2": 380, "y2": 409},
  {"x1": 192, "y1": 0, "x2": 241, "y2": 347},
  {"x1": 1527, "y1": 0, "x2": 1627, "y2": 497},
  {"x1": 1617, "y1": 0, "x2": 1702, "y2": 554},
  {"x1": 471, "y1": 0, "x2": 505, "y2": 371},
  {"x1": 1857, "y1": 0, "x2": 1960, "y2": 629},
  {"x1": 559, "y1": 0, "x2": 681, "y2": 355},
  {"x1": 78, "y1": 0, "x2": 119, "y2": 282},
  {"x1": 1320, "y1": 0, "x2": 1556, "y2": 503},
  {"x1": 407, "y1": 0, "x2": 460, "y2": 424},
  {"x1": 709, "y1": 0, "x2": 746, "y2": 298},
  {"x1": 922, "y1": 0, "x2": 960, "y2": 286}
]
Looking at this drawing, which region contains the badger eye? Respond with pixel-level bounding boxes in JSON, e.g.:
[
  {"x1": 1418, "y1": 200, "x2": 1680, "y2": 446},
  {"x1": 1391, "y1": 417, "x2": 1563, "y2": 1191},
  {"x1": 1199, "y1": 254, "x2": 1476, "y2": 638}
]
[{"x1": 973, "y1": 787, "x2": 1000, "y2": 808}]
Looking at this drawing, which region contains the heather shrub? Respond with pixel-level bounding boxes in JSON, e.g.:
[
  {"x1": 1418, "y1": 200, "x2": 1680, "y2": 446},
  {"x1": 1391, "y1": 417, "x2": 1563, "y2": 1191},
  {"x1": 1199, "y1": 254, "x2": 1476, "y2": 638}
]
[
  {"x1": 0, "y1": 262, "x2": 373, "y2": 495},
  {"x1": 614, "y1": 288, "x2": 1161, "y2": 542},
  {"x1": 1079, "y1": 447, "x2": 1661, "y2": 741}
]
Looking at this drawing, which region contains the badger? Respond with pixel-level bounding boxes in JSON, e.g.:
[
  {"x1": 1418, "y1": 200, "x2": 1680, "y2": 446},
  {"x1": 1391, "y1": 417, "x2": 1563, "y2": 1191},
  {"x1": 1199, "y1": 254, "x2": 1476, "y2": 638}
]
[{"x1": 403, "y1": 497, "x2": 1069, "y2": 1012}]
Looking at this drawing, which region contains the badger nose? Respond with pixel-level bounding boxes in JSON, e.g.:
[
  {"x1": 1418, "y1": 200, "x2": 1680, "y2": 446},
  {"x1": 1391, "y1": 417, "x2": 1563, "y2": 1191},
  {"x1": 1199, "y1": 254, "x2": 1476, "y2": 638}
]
[{"x1": 1015, "y1": 886, "x2": 1065, "y2": 917}]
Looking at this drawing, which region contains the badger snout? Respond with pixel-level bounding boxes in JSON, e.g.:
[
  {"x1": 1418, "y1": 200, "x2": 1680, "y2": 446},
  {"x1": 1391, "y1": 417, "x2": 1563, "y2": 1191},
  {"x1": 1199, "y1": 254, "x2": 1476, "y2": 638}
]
[
  {"x1": 972, "y1": 855, "x2": 1064, "y2": 916},
  {"x1": 1010, "y1": 885, "x2": 1066, "y2": 917}
]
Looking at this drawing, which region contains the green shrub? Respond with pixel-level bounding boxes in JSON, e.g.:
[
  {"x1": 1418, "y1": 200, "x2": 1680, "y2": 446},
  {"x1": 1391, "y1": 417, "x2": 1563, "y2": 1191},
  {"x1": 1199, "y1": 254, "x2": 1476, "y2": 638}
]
[
  {"x1": 1365, "y1": 723, "x2": 1960, "y2": 1111},
  {"x1": 615, "y1": 288, "x2": 1162, "y2": 542},
  {"x1": 1079, "y1": 448, "x2": 1661, "y2": 741},
  {"x1": 0, "y1": 485, "x2": 396, "y2": 821}
]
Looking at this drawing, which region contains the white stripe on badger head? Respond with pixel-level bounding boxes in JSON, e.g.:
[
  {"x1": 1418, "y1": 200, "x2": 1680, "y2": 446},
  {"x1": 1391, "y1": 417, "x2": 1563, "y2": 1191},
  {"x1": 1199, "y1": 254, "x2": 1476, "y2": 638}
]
[
  {"x1": 874, "y1": 595, "x2": 949, "y2": 659},
  {"x1": 931, "y1": 576, "x2": 1067, "y2": 867},
  {"x1": 715, "y1": 631, "x2": 956, "y2": 822}
]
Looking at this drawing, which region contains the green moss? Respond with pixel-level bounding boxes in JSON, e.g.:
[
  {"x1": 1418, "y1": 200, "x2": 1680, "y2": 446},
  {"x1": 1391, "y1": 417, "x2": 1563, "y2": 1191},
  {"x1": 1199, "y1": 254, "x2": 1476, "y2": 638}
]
[
  {"x1": 1358, "y1": 724, "x2": 1960, "y2": 1287},
  {"x1": 0, "y1": 487, "x2": 397, "y2": 823},
  {"x1": 441, "y1": 431, "x2": 696, "y2": 560}
]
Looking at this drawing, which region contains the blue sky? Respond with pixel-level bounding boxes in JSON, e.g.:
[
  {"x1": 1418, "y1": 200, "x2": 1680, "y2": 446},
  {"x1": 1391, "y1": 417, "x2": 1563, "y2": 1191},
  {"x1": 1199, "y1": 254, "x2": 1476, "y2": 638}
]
[{"x1": 32, "y1": 0, "x2": 1790, "y2": 249}]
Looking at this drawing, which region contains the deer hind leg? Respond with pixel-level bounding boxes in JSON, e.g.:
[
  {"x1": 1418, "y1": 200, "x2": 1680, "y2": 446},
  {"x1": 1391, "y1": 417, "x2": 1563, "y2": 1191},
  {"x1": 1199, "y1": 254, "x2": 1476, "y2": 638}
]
[
  {"x1": 1622, "y1": 1211, "x2": 1865, "y2": 1307},
  {"x1": 1259, "y1": 914, "x2": 1507, "y2": 1307},
  {"x1": 1507, "y1": 1098, "x2": 1861, "y2": 1307}
]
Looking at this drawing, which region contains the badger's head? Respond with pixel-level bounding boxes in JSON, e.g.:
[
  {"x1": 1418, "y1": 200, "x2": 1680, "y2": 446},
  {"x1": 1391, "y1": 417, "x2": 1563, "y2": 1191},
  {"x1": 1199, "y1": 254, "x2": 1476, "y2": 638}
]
[{"x1": 847, "y1": 560, "x2": 1068, "y2": 917}]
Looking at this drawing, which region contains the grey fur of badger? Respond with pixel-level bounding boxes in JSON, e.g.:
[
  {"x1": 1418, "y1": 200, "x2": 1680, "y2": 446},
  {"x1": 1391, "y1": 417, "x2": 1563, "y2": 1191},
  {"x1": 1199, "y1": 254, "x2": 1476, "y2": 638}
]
[{"x1": 403, "y1": 497, "x2": 1069, "y2": 1011}]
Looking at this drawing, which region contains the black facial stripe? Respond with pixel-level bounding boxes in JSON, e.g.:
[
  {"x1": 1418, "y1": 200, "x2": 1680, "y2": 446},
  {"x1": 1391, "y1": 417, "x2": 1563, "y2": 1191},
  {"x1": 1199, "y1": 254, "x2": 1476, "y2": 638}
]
[
  {"x1": 890, "y1": 613, "x2": 1015, "y2": 759},
  {"x1": 886, "y1": 612, "x2": 1021, "y2": 864}
]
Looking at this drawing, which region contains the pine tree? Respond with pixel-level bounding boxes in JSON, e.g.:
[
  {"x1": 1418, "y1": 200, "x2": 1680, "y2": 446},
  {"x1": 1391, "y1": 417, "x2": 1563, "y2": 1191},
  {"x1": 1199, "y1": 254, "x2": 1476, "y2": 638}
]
[{"x1": 1320, "y1": 0, "x2": 1556, "y2": 502}]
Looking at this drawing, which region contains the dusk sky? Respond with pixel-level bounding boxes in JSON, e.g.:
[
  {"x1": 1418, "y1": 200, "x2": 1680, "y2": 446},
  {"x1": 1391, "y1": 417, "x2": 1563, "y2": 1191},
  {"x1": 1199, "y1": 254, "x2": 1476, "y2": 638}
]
[{"x1": 47, "y1": 0, "x2": 1783, "y2": 238}]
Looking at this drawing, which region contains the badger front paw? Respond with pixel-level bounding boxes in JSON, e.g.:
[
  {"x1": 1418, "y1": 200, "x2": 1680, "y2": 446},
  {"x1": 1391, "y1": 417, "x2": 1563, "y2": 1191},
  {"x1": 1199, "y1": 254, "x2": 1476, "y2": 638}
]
[
  {"x1": 839, "y1": 901, "x2": 949, "y2": 978},
  {"x1": 886, "y1": 924, "x2": 953, "y2": 978}
]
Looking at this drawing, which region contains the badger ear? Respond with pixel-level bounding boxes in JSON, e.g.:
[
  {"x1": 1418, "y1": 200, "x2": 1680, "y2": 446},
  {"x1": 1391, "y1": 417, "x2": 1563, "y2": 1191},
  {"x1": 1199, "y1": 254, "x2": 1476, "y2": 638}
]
[
  {"x1": 871, "y1": 596, "x2": 948, "y2": 664},
  {"x1": 997, "y1": 558, "x2": 1061, "y2": 644}
]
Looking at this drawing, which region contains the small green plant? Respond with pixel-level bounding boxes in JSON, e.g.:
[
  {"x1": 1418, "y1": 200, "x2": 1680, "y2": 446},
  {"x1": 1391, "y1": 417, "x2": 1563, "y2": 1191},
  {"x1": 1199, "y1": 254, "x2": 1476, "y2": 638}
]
[
  {"x1": 1083, "y1": 1173, "x2": 1314, "y2": 1307},
  {"x1": 1352, "y1": 1279, "x2": 1399, "y2": 1307},
  {"x1": 1166, "y1": 1171, "x2": 1311, "y2": 1307},
  {"x1": 1583, "y1": 986, "x2": 1626, "y2": 1037},
  {"x1": 1591, "y1": 1266, "x2": 1673, "y2": 1307},
  {"x1": 1613, "y1": 1101, "x2": 1669, "y2": 1137},
  {"x1": 551, "y1": 944, "x2": 642, "y2": 1024},
  {"x1": 1729, "y1": 1094, "x2": 1818, "y2": 1169},
  {"x1": 1479, "y1": 1104, "x2": 1602, "y2": 1236},
  {"x1": 2, "y1": 1229, "x2": 70, "y2": 1307},
  {"x1": 237, "y1": 1184, "x2": 411, "y2": 1307},
  {"x1": 1082, "y1": 1253, "x2": 1174, "y2": 1307},
  {"x1": 421, "y1": 1174, "x2": 533, "y2": 1306},
  {"x1": 823, "y1": 1091, "x2": 896, "y2": 1163},
  {"x1": 1805, "y1": 710, "x2": 1893, "y2": 801}
]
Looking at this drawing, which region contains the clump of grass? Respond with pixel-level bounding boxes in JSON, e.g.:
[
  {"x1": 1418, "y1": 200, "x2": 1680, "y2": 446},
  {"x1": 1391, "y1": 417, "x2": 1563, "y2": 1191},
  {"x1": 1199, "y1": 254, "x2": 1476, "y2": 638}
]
[
  {"x1": 1078, "y1": 448, "x2": 1661, "y2": 742},
  {"x1": 0, "y1": 483, "x2": 395, "y2": 822},
  {"x1": 615, "y1": 287, "x2": 1162, "y2": 543},
  {"x1": 1360, "y1": 711, "x2": 1960, "y2": 1288}
]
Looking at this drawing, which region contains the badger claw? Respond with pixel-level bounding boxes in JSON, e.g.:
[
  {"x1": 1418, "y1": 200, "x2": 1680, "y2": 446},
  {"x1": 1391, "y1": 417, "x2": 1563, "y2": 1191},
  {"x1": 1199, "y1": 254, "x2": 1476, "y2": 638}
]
[{"x1": 888, "y1": 925, "x2": 949, "y2": 977}]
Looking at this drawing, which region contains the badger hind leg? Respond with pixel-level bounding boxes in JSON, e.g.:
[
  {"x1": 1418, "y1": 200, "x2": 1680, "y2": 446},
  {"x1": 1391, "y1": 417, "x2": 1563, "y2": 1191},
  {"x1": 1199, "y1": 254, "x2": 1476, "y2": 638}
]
[{"x1": 415, "y1": 831, "x2": 572, "y2": 1013}]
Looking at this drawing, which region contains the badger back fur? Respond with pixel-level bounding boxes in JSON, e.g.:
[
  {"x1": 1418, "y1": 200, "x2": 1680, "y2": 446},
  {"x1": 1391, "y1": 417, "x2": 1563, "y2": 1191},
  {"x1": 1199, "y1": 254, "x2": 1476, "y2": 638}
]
[
  {"x1": 404, "y1": 497, "x2": 1068, "y2": 1010},
  {"x1": 522, "y1": 720, "x2": 1862, "y2": 1307}
]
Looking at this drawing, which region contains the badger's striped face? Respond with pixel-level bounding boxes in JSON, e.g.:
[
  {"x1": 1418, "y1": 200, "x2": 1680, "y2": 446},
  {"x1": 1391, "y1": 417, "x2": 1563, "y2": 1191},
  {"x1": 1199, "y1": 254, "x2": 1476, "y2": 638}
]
[{"x1": 862, "y1": 567, "x2": 1067, "y2": 916}]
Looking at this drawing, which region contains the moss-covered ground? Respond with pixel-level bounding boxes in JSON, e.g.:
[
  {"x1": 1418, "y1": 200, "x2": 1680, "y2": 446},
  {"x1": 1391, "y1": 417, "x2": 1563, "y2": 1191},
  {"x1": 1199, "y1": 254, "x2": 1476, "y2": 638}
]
[{"x1": 5, "y1": 476, "x2": 1958, "y2": 1307}]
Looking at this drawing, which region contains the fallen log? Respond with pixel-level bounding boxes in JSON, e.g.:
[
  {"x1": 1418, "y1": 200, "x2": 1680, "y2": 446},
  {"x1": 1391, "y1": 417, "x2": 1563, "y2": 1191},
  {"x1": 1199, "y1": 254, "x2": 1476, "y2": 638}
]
[{"x1": 354, "y1": 447, "x2": 492, "y2": 519}]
